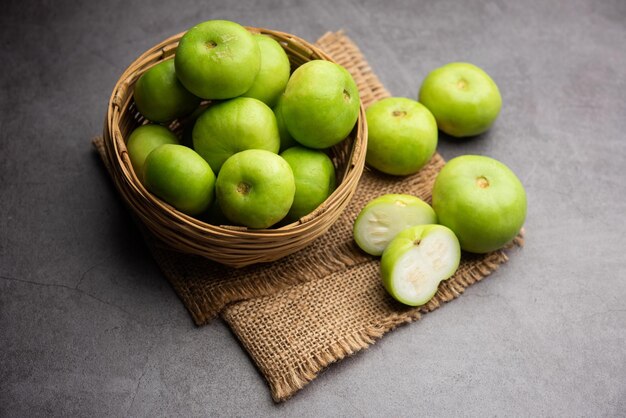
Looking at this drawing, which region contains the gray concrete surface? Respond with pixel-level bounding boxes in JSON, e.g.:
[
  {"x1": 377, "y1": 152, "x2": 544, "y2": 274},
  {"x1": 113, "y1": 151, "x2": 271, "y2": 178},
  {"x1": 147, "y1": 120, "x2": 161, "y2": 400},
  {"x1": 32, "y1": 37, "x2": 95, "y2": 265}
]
[{"x1": 1, "y1": 0, "x2": 625, "y2": 416}]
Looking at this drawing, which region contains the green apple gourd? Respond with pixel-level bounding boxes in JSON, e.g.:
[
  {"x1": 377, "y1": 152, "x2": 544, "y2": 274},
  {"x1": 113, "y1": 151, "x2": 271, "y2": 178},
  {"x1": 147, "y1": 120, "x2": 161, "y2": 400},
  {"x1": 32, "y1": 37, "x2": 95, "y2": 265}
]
[
  {"x1": 216, "y1": 149, "x2": 295, "y2": 229},
  {"x1": 281, "y1": 60, "x2": 360, "y2": 149},
  {"x1": 418, "y1": 62, "x2": 502, "y2": 138},
  {"x1": 192, "y1": 97, "x2": 280, "y2": 172},
  {"x1": 241, "y1": 34, "x2": 291, "y2": 108},
  {"x1": 133, "y1": 59, "x2": 200, "y2": 123},
  {"x1": 280, "y1": 146, "x2": 336, "y2": 221},
  {"x1": 432, "y1": 155, "x2": 526, "y2": 253},
  {"x1": 126, "y1": 125, "x2": 179, "y2": 178},
  {"x1": 143, "y1": 144, "x2": 216, "y2": 216},
  {"x1": 365, "y1": 97, "x2": 438, "y2": 175},
  {"x1": 175, "y1": 20, "x2": 261, "y2": 99}
]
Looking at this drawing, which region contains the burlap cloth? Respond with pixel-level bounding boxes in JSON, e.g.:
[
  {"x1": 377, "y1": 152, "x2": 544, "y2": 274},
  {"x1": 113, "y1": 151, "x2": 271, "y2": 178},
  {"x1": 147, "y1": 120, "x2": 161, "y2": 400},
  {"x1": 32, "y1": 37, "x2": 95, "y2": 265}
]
[{"x1": 93, "y1": 31, "x2": 523, "y2": 402}]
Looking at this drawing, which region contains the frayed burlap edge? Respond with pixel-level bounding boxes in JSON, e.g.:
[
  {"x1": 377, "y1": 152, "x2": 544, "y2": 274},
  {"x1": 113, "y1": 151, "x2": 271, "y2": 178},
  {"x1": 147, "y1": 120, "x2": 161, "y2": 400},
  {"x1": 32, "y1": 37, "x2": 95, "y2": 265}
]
[{"x1": 258, "y1": 233, "x2": 525, "y2": 402}]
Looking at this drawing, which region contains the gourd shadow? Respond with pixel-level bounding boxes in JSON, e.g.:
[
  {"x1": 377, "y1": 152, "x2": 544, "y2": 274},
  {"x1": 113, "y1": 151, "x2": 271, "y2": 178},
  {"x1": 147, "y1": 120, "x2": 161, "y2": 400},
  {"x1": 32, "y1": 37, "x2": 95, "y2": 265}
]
[{"x1": 437, "y1": 128, "x2": 495, "y2": 148}]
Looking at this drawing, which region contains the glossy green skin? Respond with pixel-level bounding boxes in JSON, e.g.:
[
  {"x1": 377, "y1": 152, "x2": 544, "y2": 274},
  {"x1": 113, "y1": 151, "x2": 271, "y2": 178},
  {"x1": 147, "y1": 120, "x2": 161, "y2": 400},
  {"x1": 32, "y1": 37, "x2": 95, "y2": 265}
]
[
  {"x1": 216, "y1": 149, "x2": 295, "y2": 229},
  {"x1": 365, "y1": 97, "x2": 438, "y2": 176},
  {"x1": 353, "y1": 194, "x2": 437, "y2": 256},
  {"x1": 419, "y1": 62, "x2": 502, "y2": 138},
  {"x1": 381, "y1": 224, "x2": 460, "y2": 306},
  {"x1": 280, "y1": 146, "x2": 336, "y2": 221},
  {"x1": 282, "y1": 60, "x2": 360, "y2": 149},
  {"x1": 432, "y1": 155, "x2": 527, "y2": 253},
  {"x1": 133, "y1": 60, "x2": 200, "y2": 123},
  {"x1": 192, "y1": 97, "x2": 280, "y2": 172},
  {"x1": 241, "y1": 34, "x2": 291, "y2": 108},
  {"x1": 143, "y1": 144, "x2": 215, "y2": 216},
  {"x1": 174, "y1": 20, "x2": 260, "y2": 99},
  {"x1": 126, "y1": 125, "x2": 179, "y2": 179},
  {"x1": 273, "y1": 96, "x2": 297, "y2": 152}
]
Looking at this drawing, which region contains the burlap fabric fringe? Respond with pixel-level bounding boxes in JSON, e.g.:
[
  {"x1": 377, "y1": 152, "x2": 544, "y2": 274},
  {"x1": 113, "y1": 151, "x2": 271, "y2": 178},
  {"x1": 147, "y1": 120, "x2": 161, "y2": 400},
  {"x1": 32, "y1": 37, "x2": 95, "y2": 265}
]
[{"x1": 92, "y1": 30, "x2": 523, "y2": 402}]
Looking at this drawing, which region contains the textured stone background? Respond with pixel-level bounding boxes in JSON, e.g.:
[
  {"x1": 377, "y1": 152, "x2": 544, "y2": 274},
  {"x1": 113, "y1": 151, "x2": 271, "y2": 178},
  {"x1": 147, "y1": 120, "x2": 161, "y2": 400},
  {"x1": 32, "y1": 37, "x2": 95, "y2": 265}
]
[{"x1": 1, "y1": 0, "x2": 625, "y2": 416}]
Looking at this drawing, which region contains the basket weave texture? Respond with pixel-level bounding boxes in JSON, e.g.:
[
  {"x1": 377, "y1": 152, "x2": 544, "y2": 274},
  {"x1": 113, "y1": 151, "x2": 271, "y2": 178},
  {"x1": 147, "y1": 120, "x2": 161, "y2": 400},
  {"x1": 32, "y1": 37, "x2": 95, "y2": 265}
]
[{"x1": 102, "y1": 27, "x2": 367, "y2": 268}]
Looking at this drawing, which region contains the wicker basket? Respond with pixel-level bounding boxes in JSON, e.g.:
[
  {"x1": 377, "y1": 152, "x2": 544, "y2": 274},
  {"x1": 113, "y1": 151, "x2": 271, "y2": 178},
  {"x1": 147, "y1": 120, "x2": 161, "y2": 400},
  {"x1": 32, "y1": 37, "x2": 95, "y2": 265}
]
[{"x1": 102, "y1": 27, "x2": 367, "y2": 268}]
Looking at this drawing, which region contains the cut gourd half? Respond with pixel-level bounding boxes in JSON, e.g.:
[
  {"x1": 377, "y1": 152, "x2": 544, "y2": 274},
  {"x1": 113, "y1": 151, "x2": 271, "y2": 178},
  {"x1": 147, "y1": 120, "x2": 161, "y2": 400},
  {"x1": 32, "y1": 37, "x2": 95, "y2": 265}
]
[
  {"x1": 353, "y1": 194, "x2": 437, "y2": 256},
  {"x1": 380, "y1": 224, "x2": 461, "y2": 306}
]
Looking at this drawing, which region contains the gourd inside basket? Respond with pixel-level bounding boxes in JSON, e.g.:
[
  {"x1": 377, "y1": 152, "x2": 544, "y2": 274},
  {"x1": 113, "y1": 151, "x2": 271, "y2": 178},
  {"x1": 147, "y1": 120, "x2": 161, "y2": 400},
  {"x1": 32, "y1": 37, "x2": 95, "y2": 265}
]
[{"x1": 103, "y1": 27, "x2": 367, "y2": 268}]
